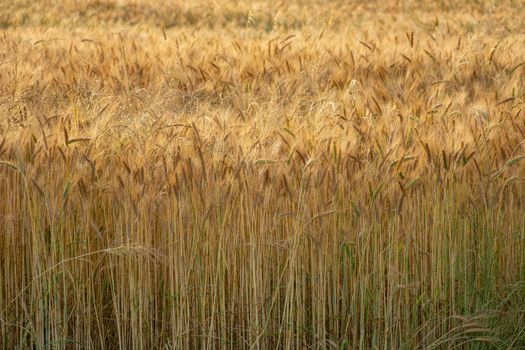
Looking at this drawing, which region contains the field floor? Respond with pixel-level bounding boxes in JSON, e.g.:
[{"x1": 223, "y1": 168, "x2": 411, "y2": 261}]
[{"x1": 1, "y1": 0, "x2": 525, "y2": 349}]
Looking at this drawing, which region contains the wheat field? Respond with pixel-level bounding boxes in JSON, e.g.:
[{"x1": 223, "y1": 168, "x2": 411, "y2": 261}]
[{"x1": 1, "y1": 0, "x2": 525, "y2": 349}]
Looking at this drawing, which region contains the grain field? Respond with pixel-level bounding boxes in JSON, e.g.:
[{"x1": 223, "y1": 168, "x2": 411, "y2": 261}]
[{"x1": 1, "y1": 0, "x2": 525, "y2": 349}]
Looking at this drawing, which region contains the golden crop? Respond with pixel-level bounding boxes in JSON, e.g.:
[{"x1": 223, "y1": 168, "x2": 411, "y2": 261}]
[{"x1": 1, "y1": 0, "x2": 525, "y2": 349}]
